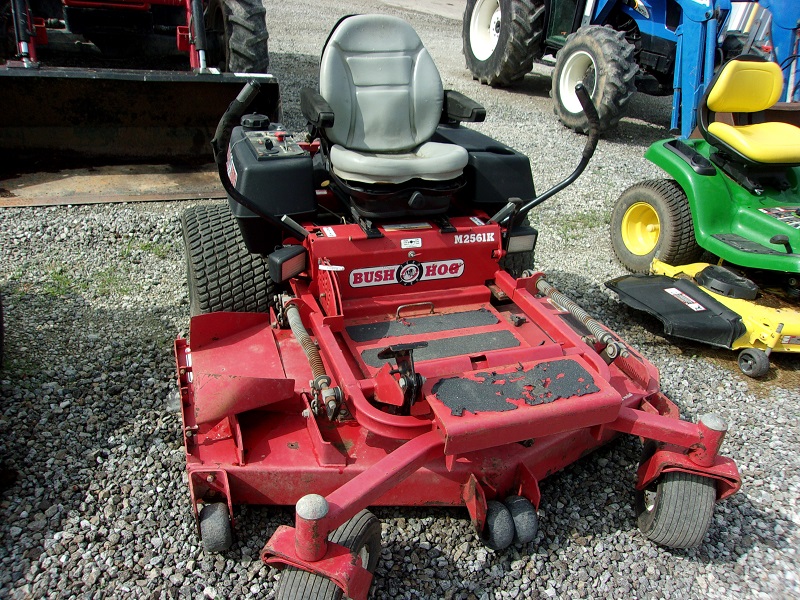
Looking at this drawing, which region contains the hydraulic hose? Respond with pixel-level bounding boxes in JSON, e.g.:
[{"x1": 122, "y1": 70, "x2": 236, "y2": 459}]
[{"x1": 535, "y1": 278, "x2": 629, "y2": 359}]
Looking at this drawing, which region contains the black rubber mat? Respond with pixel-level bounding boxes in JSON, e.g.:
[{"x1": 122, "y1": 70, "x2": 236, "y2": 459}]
[
  {"x1": 347, "y1": 308, "x2": 498, "y2": 342},
  {"x1": 432, "y1": 359, "x2": 600, "y2": 416},
  {"x1": 361, "y1": 329, "x2": 519, "y2": 367}
]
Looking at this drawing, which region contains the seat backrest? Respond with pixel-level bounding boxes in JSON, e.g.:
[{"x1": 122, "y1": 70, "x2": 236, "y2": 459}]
[
  {"x1": 319, "y1": 14, "x2": 443, "y2": 153},
  {"x1": 705, "y1": 57, "x2": 783, "y2": 114}
]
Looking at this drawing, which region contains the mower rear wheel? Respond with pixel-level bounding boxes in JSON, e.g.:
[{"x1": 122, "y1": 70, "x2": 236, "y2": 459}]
[
  {"x1": 552, "y1": 25, "x2": 637, "y2": 133},
  {"x1": 205, "y1": 0, "x2": 270, "y2": 73},
  {"x1": 738, "y1": 348, "x2": 770, "y2": 378},
  {"x1": 463, "y1": 0, "x2": 545, "y2": 86},
  {"x1": 503, "y1": 495, "x2": 538, "y2": 544},
  {"x1": 636, "y1": 471, "x2": 716, "y2": 549},
  {"x1": 500, "y1": 250, "x2": 535, "y2": 278},
  {"x1": 181, "y1": 204, "x2": 274, "y2": 316},
  {"x1": 199, "y1": 502, "x2": 233, "y2": 553},
  {"x1": 479, "y1": 500, "x2": 515, "y2": 550},
  {"x1": 276, "y1": 509, "x2": 382, "y2": 600},
  {"x1": 611, "y1": 179, "x2": 702, "y2": 273}
]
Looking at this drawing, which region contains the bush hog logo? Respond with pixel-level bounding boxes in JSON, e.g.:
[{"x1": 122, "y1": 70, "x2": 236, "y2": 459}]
[{"x1": 350, "y1": 259, "x2": 464, "y2": 288}]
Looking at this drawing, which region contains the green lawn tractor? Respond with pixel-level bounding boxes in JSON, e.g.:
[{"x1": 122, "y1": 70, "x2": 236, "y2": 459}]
[{"x1": 607, "y1": 55, "x2": 799, "y2": 378}]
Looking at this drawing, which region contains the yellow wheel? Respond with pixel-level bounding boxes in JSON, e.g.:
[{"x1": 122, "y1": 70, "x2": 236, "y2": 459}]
[
  {"x1": 610, "y1": 179, "x2": 702, "y2": 273},
  {"x1": 621, "y1": 202, "x2": 661, "y2": 256}
]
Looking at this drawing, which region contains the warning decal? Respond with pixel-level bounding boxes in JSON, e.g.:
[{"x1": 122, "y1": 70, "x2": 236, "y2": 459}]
[{"x1": 664, "y1": 287, "x2": 707, "y2": 312}]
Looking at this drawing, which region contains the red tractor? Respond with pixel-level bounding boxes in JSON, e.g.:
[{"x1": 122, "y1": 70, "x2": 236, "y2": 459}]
[
  {"x1": 1, "y1": 0, "x2": 268, "y2": 71},
  {"x1": 178, "y1": 15, "x2": 741, "y2": 599},
  {"x1": 0, "y1": 0, "x2": 278, "y2": 162}
]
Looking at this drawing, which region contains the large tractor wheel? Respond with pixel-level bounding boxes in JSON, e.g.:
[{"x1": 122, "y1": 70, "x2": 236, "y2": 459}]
[
  {"x1": 552, "y1": 25, "x2": 637, "y2": 133},
  {"x1": 636, "y1": 471, "x2": 716, "y2": 548},
  {"x1": 463, "y1": 0, "x2": 545, "y2": 86},
  {"x1": 205, "y1": 0, "x2": 270, "y2": 73},
  {"x1": 181, "y1": 203, "x2": 274, "y2": 316},
  {"x1": 276, "y1": 510, "x2": 382, "y2": 600},
  {"x1": 610, "y1": 179, "x2": 702, "y2": 273}
]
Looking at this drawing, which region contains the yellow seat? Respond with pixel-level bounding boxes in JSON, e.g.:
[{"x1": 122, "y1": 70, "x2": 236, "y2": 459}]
[
  {"x1": 707, "y1": 121, "x2": 800, "y2": 164},
  {"x1": 699, "y1": 57, "x2": 800, "y2": 165}
]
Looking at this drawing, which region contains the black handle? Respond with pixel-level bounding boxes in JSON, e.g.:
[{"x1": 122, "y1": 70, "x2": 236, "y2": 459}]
[
  {"x1": 574, "y1": 83, "x2": 600, "y2": 160},
  {"x1": 211, "y1": 79, "x2": 261, "y2": 163},
  {"x1": 506, "y1": 82, "x2": 602, "y2": 226}
]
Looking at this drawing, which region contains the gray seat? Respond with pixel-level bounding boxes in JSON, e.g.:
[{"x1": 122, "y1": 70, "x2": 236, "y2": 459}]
[{"x1": 319, "y1": 14, "x2": 468, "y2": 185}]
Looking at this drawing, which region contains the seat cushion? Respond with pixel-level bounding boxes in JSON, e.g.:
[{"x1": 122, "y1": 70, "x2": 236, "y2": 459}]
[
  {"x1": 320, "y1": 15, "x2": 443, "y2": 153},
  {"x1": 707, "y1": 121, "x2": 800, "y2": 164},
  {"x1": 330, "y1": 142, "x2": 469, "y2": 184}
]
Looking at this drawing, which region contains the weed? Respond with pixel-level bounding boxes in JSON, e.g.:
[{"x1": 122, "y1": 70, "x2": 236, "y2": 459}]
[{"x1": 139, "y1": 241, "x2": 171, "y2": 259}]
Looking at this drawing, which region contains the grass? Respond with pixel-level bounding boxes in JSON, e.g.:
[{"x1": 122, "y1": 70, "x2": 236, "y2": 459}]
[
  {"x1": 94, "y1": 267, "x2": 131, "y2": 297},
  {"x1": 44, "y1": 267, "x2": 77, "y2": 297},
  {"x1": 122, "y1": 240, "x2": 172, "y2": 260},
  {"x1": 556, "y1": 208, "x2": 612, "y2": 239}
]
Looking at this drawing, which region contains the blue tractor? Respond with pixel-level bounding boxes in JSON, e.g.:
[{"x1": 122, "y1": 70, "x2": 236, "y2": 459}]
[{"x1": 463, "y1": 0, "x2": 798, "y2": 136}]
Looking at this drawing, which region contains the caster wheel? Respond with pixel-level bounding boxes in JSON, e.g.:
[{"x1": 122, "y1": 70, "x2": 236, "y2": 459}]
[
  {"x1": 636, "y1": 471, "x2": 716, "y2": 548},
  {"x1": 737, "y1": 348, "x2": 769, "y2": 378},
  {"x1": 503, "y1": 495, "x2": 538, "y2": 544},
  {"x1": 199, "y1": 502, "x2": 233, "y2": 553},
  {"x1": 479, "y1": 500, "x2": 515, "y2": 550},
  {"x1": 276, "y1": 509, "x2": 381, "y2": 600}
]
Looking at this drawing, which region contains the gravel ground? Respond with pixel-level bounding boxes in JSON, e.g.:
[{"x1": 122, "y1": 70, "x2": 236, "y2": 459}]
[{"x1": 1, "y1": 1, "x2": 799, "y2": 599}]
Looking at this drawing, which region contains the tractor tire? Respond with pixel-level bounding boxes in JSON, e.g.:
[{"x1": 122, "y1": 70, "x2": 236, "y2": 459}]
[
  {"x1": 463, "y1": 0, "x2": 545, "y2": 86},
  {"x1": 610, "y1": 179, "x2": 702, "y2": 273},
  {"x1": 276, "y1": 510, "x2": 381, "y2": 600},
  {"x1": 181, "y1": 203, "x2": 274, "y2": 316},
  {"x1": 552, "y1": 25, "x2": 638, "y2": 133},
  {"x1": 636, "y1": 471, "x2": 716, "y2": 549},
  {"x1": 500, "y1": 250, "x2": 535, "y2": 278},
  {"x1": 205, "y1": 0, "x2": 269, "y2": 73}
]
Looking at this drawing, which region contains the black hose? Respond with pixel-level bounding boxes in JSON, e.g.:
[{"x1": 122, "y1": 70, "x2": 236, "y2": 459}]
[{"x1": 211, "y1": 81, "x2": 305, "y2": 240}]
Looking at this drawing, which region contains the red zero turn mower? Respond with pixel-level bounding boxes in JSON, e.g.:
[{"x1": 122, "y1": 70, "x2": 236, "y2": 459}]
[{"x1": 175, "y1": 15, "x2": 741, "y2": 599}]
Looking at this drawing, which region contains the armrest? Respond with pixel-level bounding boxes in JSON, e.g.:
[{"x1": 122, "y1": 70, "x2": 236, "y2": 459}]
[
  {"x1": 300, "y1": 87, "x2": 335, "y2": 129},
  {"x1": 443, "y1": 90, "x2": 486, "y2": 123}
]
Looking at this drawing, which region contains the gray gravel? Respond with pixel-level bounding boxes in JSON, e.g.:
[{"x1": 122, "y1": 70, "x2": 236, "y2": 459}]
[{"x1": 2, "y1": 1, "x2": 799, "y2": 598}]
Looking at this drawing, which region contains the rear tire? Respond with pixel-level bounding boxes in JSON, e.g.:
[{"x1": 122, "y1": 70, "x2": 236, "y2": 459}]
[
  {"x1": 552, "y1": 25, "x2": 637, "y2": 133},
  {"x1": 500, "y1": 250, "x2": 535, "y2": 278},
  {"x1": 610, "y1": 179, "x2": 702, "y2": 273},
  {"x1": 636, "y1": 471, "x2": 716, "y2": 549},
  {"x1": 206, "y1": 0, "x2": 270, "y2": 73},
  {"x1": 276, "y1": 510, "x2": 382, "y2": 600},
  {"x1": 181, "y1": 203, "x2": 274, "y2": 316},
  {"x1": 463, "y1": 0, "x2": 545, "y2": 86}
]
